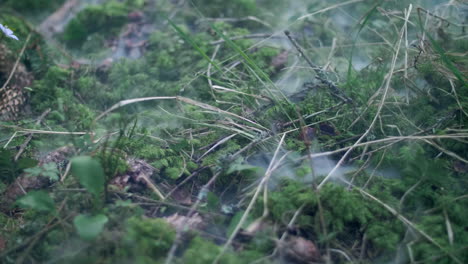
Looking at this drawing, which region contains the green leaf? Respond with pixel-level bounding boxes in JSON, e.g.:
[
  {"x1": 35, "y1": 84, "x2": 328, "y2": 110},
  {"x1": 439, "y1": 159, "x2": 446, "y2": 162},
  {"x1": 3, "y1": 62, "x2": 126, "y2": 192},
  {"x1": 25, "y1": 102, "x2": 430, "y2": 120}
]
[
  {"x1": 24, "y1": 163, "x2": 60, "y2": 181},
  {"x1": 73, "y1": 214, "x2": 108, "y2": 240},
  {"x1": 71, "y1": 156, "x2": 105, "y2": 196},
  {"x1": 16, "y1": 191, "x2": 55, "y2": 212}
]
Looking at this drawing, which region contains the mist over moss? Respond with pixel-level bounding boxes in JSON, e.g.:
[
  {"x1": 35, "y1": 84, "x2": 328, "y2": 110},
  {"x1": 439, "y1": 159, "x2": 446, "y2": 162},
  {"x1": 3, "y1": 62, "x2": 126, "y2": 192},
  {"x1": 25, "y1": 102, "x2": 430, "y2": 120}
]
[{"x1": 0, "y1": 0, "x2": 467, "y2": 263}]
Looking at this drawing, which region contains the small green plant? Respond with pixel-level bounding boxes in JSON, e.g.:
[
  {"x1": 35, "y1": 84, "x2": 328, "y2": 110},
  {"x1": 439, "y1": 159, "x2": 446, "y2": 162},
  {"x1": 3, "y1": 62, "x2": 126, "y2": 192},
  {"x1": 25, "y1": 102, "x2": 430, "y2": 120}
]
[
  {"x1": 0, "y1": 149, "x2": 37, "y2": 184},
  {"x1": 16, "y1": 190, "x2": 55, "y2": 212},
  {"x1": 24, "y1": 162, "x2": 60, "y2": 181}
]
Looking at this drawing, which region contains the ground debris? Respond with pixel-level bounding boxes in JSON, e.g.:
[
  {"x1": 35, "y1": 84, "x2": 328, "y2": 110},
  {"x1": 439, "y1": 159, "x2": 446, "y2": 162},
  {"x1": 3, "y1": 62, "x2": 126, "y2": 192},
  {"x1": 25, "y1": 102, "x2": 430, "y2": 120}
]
[
  {"x1": 164, "y1": 213, "x2": 205, "y2": 232},
  {"x1": 271, "y1": 49, "x2": 289, "y2": 72},
  {"x1": 111, "y1": 158, "x2": 158, "y2": 191},
  {"x1": 1, "y1": 146, "x2": 73, "y2": 211},
  {"x1": 39, "y1": 146, "x2": 74, "y2": 166},
  {"x1": 279, "y1": 236, "x2": 321, "y2": 264},
  {"x1": 1, "y1": 174, "x2": 50, "y2": 212}
]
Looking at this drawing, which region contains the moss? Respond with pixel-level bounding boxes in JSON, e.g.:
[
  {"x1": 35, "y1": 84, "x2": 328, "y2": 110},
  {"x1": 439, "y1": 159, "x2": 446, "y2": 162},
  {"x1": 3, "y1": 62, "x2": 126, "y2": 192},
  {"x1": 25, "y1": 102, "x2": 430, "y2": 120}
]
[
  {"x1": 266, "y1": 179, "x2": 406, "y2": 258},
  {"x1": 30, "y1": 66, "x2": 96, "y2": 129},
  {"x1": 191, "y1": 0, "x2": 257, "y2": 18},
  {"x1": 2, "y1": 0, "x2": 65, "y2": 14},
  {"x1": 97, "y1": 150, "x2": 129, "y2": 178},
  {"x1": 146, "y1": 29, "x2": 210, "y2": 82},
  {"x1": 182, "y1": 236, "x2": 265, "y2": 264},
  {"x1": 124, "y1": 216, "x2": 176, "y2": 261},
  {"x1": 1, "y1": 1, "x2": 467, "y2": 264},
  {"x1": 62, "y1": 1, "x2": 128, "y2": 48}
]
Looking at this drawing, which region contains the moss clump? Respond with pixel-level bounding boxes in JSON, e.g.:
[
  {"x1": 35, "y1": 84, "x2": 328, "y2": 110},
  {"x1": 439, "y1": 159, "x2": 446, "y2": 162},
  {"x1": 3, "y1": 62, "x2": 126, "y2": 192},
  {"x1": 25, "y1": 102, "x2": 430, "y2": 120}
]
[
  {"x1": 62, "y1": 1, "x2": 128, "y2": 48},
  {"x1": 191, "y1": 0, "x2": 257, "y2": 18},
  {"x1": 182, "y1": 236, "x2": 264, "y2": 264},
  {"x1": 2, "y1": 0, "x2": 65, "y2": 13},
  {"x1": 266, "y1": 180, "x2": 406, "y2": 259},
  {"x1": 30, "y1": 66, "x2": 95, "y2": 129},
  {"x1": 124, "y1": 216, "x2": 176, "y2": 262}
]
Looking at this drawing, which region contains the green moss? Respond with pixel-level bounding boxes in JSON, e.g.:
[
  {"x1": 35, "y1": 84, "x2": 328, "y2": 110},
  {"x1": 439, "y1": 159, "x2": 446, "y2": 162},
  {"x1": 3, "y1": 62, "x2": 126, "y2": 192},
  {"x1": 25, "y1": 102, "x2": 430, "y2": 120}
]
[
  {"x1": 30, "y1": 66, "x2": 96, "y2": 129},
  {"x1": 124, "y1": 216, "x2": 176, "y2": 261},
  {"x1": 62, "y1": 1, "x2": 128, "y2": 48},
  {"x1": 146, "y1": 29, "x2": 210, "y2": 82},
  {"x1": 2, "y1": 0, "x2": 65, "y2": 13},
  {"x1": 266, "y1": 180, "x2": 406, "y2": 257},
  {"x1": 191, "y1": 0, "x2": 257, "y2": 18},
  {"x1": 97, "y1": 150, "x2": 129, "y2": 178},
  {"x1": 182, "y1": 236, "x2": 264, "y2": 264}
]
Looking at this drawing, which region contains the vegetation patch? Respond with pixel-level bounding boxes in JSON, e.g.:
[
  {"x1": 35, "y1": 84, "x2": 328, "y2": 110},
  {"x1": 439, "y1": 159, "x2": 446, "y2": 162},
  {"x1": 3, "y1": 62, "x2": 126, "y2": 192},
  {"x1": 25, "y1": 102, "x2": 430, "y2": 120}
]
[{"x1": 0, "y1": 1, "x2": 467, "y2": 263}]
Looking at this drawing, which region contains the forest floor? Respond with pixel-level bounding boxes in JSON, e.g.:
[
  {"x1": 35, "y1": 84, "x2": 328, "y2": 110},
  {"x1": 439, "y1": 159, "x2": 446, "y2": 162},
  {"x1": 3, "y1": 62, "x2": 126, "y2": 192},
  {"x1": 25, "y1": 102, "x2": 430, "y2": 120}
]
[{"x1": 0, "y1": 0, "x2": 467, "y2": 263}]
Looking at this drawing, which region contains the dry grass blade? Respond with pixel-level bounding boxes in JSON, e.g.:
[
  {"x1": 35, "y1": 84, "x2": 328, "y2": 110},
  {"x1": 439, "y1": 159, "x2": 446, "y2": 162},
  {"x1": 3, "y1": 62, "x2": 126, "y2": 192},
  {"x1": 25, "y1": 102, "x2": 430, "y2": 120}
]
[
  {"x1": 212, "y1": 85, "x2": 269, "y2": 101},
  {"x1": 95, "y1": 96, "x2": 267, "y2": 131},
  {"x1": 352, "y1": 184, "x2": 463, "y2": 264},
  {"x1": 177, "y1": 97, "x2": 267, "y2": 130},
  {"x1": 197, "y1": 133, "x2": 238, "y2": 162},
  {"x1": 422, "y1": 139, "x2": 468, "y2": 164},
  {"x1": 136, "y1": 174, "x2": 165, "y2": 200},
  {"x1": 94, "y1": 96, "x2": 177, "y2": 121},
  {"x1": 305, "y1": 133, "x2": 468, "y2": 161},
  {"x1": 298, "y1": 0, "x2": 365, "y2": 20},
  {"x1": 317, "y1": 5, "x2": 413, "y2": 189}
]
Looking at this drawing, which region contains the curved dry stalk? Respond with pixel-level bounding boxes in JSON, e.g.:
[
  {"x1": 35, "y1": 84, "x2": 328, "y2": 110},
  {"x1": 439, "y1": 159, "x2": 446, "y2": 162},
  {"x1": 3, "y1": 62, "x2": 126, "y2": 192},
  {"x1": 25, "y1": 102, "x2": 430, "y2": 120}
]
[
  {"x1": 94, "y1": 96, "x2": 267, "y2": 131},
  {"x1": 422, "y1": 139, "x2": 468, "y2": 164},
  {"x1": 207, "y1": 44, "x2": 220, "y2": 101},
  {"x1": 317, "y1": 4, "x2": 412, "y2": 189},
  {"x1": 304, "y1": 133, "x2": 468, "y2": 161},
  {"x1": 94, "y1": 96, "x2": 177, "y2": 121},
  {"x1": 3, "y1": 131, "x2": 18, "y2": 149},
  {"x1": 329, "y1": 248, "x2": 353, "y2": 262},
  {"x1": 197, "y1": 133, "x2": 238, "y2": 162},
  {"x1": 198, "y1": 123, "x2": 256, "y2": 139}
]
